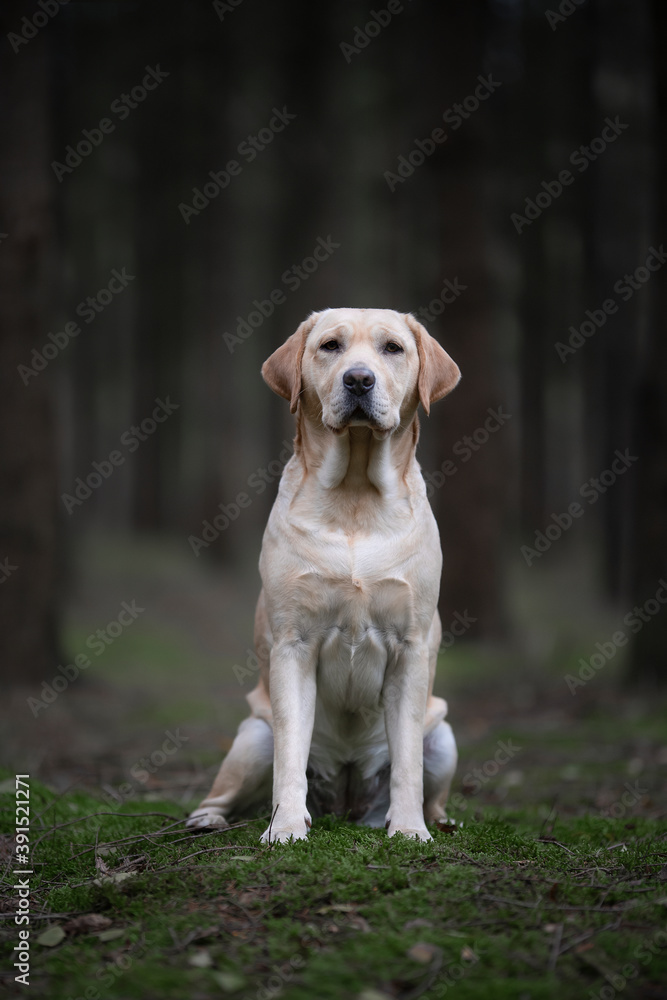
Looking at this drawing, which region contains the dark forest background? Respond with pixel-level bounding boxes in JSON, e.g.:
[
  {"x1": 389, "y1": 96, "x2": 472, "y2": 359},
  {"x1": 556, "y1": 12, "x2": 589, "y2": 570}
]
[{"x1": 2, "y1": 0, "x2": 666, "y2": 759}]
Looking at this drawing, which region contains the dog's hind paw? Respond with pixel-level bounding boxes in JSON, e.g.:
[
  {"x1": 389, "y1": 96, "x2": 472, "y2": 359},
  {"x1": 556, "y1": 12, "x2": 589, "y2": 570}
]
[{"x1": 186, "y1": 806, "x2": 230, "y2": 830}]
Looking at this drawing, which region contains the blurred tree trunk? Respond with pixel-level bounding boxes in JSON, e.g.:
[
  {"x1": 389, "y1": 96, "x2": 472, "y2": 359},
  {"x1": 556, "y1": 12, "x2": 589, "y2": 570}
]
[
  {"x1": 628, "y1": 0, "x2": 667, "y2": 685},
  {"x1": 131, "y1": 7, "x2": 187, "y2": 531},
  {"x1": 586, "y1": 0, "x2": 652, "y2": 601},
  {"x1": 0, "y1": 6, "x2": 59, "y2": 682},
  {"x1": 515, "y1": 9, "x2": 555, "y2": 534},
  {"x1": 416, "y1": 2, "x2": 507, "y2": 636}
]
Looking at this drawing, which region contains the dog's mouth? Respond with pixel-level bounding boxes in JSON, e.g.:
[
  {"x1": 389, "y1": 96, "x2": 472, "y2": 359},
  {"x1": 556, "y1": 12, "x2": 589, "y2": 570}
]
[
  {"x1": 324, "y1": 395, "x2": 396, "y2": 433},
  {"x1": 347, "y1": 405, "x2": 376, "y2": 425}
]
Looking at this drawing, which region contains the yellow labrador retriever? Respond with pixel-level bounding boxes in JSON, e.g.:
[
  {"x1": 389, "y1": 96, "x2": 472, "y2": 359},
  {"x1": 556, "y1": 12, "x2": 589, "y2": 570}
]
[{"x1": 188, "y1": 308, "x2": 461, "y2": 842}]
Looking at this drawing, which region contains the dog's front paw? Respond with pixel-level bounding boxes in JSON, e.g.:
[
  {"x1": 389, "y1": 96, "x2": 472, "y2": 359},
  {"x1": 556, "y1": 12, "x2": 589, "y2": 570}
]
[
  {"x1": 186, "y1": 806, "x2": 230, "y2": 830},
  {"x1": 387, "y1": 824, "x2": 433, "y2": 841},
  {"x1": 260, "y1": 808, "x2": 311, "y2": 843},
  {"x1": 385, "y1": 814, "x2": 433, "y2": 841}
]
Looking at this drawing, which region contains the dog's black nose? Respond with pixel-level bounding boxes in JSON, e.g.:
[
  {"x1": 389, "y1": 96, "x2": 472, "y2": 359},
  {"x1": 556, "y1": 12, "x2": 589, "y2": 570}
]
[{"x1": 343, "y1": 367, "x2": 376, "y2": 396}]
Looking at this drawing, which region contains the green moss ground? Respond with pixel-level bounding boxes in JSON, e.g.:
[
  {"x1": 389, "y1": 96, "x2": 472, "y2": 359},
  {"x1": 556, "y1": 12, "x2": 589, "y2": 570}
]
[{"x1": 1, "y1": 747, "x2": 666, "y2": 1000}]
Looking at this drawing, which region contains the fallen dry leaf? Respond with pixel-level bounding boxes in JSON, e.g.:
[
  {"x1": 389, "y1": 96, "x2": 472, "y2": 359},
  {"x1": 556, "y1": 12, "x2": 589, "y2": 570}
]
[
  {"x1": 93, "y1": 871, "x2": 137, "y2": 886},
  {"x1": 97, "y1": 929, "x2": 126, "y2": 942},
  {"x1": 63, "y1": 913, "x2": 112, "y2": 935},
  {"x1": 211, "y1": 971, "x2": 245, "y2": 992},
  {"x1": 36, "y1": 925, "x2": 65, "y2": 947},
  {"x1": 404, "y1": 918, "x2": 433, "y2": 930},
  {"x1": 407, "y1": 941, "x2": 440, "y2": 964},
  {"x1": 188, "y1": 948, "x2": 213, "y2": 968}
]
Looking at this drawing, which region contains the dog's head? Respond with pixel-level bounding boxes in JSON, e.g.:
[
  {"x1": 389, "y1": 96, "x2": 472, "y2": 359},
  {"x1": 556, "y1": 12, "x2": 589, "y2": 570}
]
[{"x1": 262, "y1": 308, "x2": 460, "y2": 432}]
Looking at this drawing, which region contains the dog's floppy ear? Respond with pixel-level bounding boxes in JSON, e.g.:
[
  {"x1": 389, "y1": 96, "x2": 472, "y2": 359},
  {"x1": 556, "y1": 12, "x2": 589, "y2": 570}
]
[
  {"x1": 261, "y1": 313, "x2": 320, "y2": 413},
  {"x1": 404, "y1": 313, "x2": 461, "y2": 416}
]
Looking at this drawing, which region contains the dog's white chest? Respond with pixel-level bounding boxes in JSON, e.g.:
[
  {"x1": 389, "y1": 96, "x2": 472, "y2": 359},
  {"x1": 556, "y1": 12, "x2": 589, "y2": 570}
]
[{"x1": 292, "y1": 530, "x2": 415, "y2": 706}]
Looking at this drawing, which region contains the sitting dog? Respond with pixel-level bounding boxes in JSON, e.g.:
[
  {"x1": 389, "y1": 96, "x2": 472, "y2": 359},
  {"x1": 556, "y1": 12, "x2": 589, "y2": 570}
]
[{"x1": 188, "y1": 308, "x2": 461, "y2": 842}]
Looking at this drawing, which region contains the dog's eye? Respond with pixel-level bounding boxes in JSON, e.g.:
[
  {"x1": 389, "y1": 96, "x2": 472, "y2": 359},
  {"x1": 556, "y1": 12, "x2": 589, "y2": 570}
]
[
  {"x1": 320, "y1": 340, "x2": 339, "y2": 352},
  {"x1": 384, "y1": 342, "x2": 404, "y2": 354}
]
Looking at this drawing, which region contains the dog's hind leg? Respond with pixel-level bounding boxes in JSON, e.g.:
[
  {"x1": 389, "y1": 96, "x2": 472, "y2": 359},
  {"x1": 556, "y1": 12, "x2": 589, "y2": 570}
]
[
  {"x1": 421, "y1": 611, "x2": 458, "y2": 825},
  {"x1": 187, "y1": 711, "x2": 274, "y2": 829},
  {"x1": 188, "y1": 591, "x2": 275, "y2": 829},
  {"x1": 422, "y1": 720, "x2": 458, "y2": 825}
]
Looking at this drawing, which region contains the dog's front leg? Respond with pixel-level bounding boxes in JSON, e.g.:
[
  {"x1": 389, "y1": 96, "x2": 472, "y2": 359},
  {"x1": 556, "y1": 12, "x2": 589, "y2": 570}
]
[
  {"x1": 383, "y1": 644, "x2": 432, "y2": 841},
  {"x1": 260, "y1": 641, "x2": 316, "y2": 843}
]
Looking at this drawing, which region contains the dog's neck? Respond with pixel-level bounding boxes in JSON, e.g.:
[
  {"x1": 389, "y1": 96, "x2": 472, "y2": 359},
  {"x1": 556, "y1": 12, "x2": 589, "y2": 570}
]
[{"x1": 295, "y1": 411, "x2": 420, "y2": 499}]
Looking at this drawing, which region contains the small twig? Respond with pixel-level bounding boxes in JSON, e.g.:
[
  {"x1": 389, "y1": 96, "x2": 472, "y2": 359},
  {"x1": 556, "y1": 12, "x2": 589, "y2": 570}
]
[
  {"x1": 117, "y1": 861, "x2": 256, "y2": 878},
  {"x1": 31, "y1": 812, "x2": 183, "y2": 851},
  {"x1": 266, "y1": 803, "x2": 279, "y2": 846},
  {"x1": 68, "y1": 848, "x2": 252, "y2": 888},
  {"x1": 537, "y1": 839, "x2": 575, "y2": 855},
  {"x1": 177, "y1": 845, "x2": 261, "y2": 864},
  {"x1": 547, "y1": 923, "x2": 563, "y2": 973},
  {"x1": 67, "y1": 819, "x2": 193, "y2": 858},
  {"x1": 93, "y1": 826, "x2": 100, "y2": 872},
  {"x1": 149, "y1": 844, "x2": 261, "y2": 872},
  {"x1": 481, "y1": 894, "x2": 636, "y2": 913},
  {"x1": 539, "y1": 797, "x2": 559, "y2": 839},
  {"x1": 254, "y1": 858, "x2": 282, "y2": 877},
  {"x1": 454, "y1": 851, "x2": 485, "y2": 868},
  {"x1": 557, "y1": 919, "x2": 621, "y2": 957},
  {"x1": 482, "y1": 894, "x2": 541, "y2": 910},
  {"x1": 67, "y1": 819, "x2": 250, "y2": 860}
]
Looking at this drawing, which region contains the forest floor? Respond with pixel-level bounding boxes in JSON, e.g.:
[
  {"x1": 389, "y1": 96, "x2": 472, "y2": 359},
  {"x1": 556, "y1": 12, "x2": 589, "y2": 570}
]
[{"x1": 2, "y1": 533, "x2": 667, "y2": 999}]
